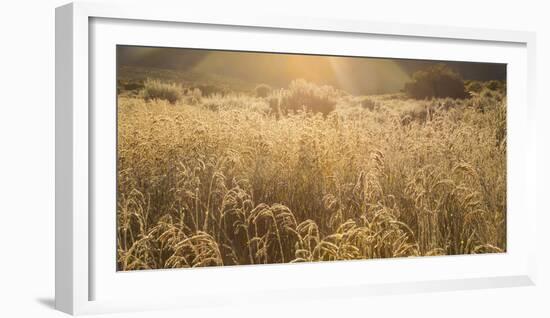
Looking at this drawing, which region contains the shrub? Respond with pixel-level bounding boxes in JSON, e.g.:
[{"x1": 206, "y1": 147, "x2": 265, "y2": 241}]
[
  {"x1": 191, "y1": 87, "x2": 202, "y2": 100},
  {"x1": 267, "y1": 92, "x2": 282, "y2": 115},
  {"x1": 360, "y1": 97, "x2": 378, "y2": 111},
  {"x1": 254, "y1": 84, "x2": 272, "y2": 98},
  {"x1": 480, "y1": 87, "x2": 496, "y2": 99},
  {"x1": 485, "y1": 80, "x2": 505, "y2": 92},
  {"x1": 466, "y1": 80, "x2": 505, "y2": 97},
  {"x1": 279, "y1": 79, "x2": 337, "y2": 115},
  {"x1": 183, "y1": 87, "x2": 203, "y2": 105},
  {"x1": 141, "y1": 79, "x2": 181, "y2": 104},
  {"x1": 124, "y1": 80, "x2": 144, "y2": 91},
  {"x1": 469, "y1": 86, "x2": 505, "y2": 113},
  {"x1": 404, "y1": 64, "x2": 468, "y2": 99},
  {"x1": 191, "y1": 84, "x2": 229, "y2": 97},
  {"x1": 465, "y1": 80, "x2": 483, "y2": 94},
  {"x1": 400, "y1": 102, "x2": 430, "y2": 125},
  {"x1": 117, "y1": 79, "x2": 145, "y2": 93}
]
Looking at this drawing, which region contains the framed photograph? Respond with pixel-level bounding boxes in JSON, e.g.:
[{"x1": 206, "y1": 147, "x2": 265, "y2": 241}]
[{"x1": 55, "y1": 2, "x2": 537, "y2": 315}]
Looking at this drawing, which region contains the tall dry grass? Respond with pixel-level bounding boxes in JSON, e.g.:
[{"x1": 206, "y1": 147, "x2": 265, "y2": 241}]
[{"x1": 117, "y1": 79, "x2": 506, "y2": 270}]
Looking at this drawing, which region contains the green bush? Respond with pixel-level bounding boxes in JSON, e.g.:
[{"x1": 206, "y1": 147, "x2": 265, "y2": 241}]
[
  {"x1": 141, "y1": 79, "x2": 181, "y2": 104},
  {"x1": 404, "y1": 64, "x2": 467, "y2": 99},
  {"x1": 278, "y1": 79, "x2": 337, "y2": 116},
  {"x1": 254, "y1": 84, "x2": 272, "y2": 98}
]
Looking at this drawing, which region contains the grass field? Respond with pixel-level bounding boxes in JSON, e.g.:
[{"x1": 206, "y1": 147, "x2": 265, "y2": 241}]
[{"x1": 116, "y1": 66, "x2": 506, "y2": 271}]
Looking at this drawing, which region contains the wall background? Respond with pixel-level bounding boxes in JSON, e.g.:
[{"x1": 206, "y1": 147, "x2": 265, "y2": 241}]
[{"x1": 0, "y1": 0, "x2": 547, "y2": 317}]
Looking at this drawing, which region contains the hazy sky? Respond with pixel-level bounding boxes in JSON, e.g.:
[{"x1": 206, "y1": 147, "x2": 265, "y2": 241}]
[{"x1": 118, "y1": 46, "x2": 506, "y2": 94}]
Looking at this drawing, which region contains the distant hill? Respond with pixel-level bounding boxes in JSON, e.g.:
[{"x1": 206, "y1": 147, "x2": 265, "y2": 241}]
[{"x1": 118, "y1": 46, "x2": 506, "y2": 95}]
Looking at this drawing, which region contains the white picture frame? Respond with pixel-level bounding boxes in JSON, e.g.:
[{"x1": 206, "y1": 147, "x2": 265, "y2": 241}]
[{"x1": 55, "y1": 1, "x2": 537, "y2": 315}]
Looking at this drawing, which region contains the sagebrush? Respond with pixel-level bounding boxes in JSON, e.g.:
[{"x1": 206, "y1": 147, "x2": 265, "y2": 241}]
[{"x1": 141, "y1": 79, "x2": 182, "y2": 104}]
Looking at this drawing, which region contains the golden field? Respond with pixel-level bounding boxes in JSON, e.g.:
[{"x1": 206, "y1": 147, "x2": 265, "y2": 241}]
[{"x1": 116, "y1": 76, "x2": 506, "y2": 270}]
